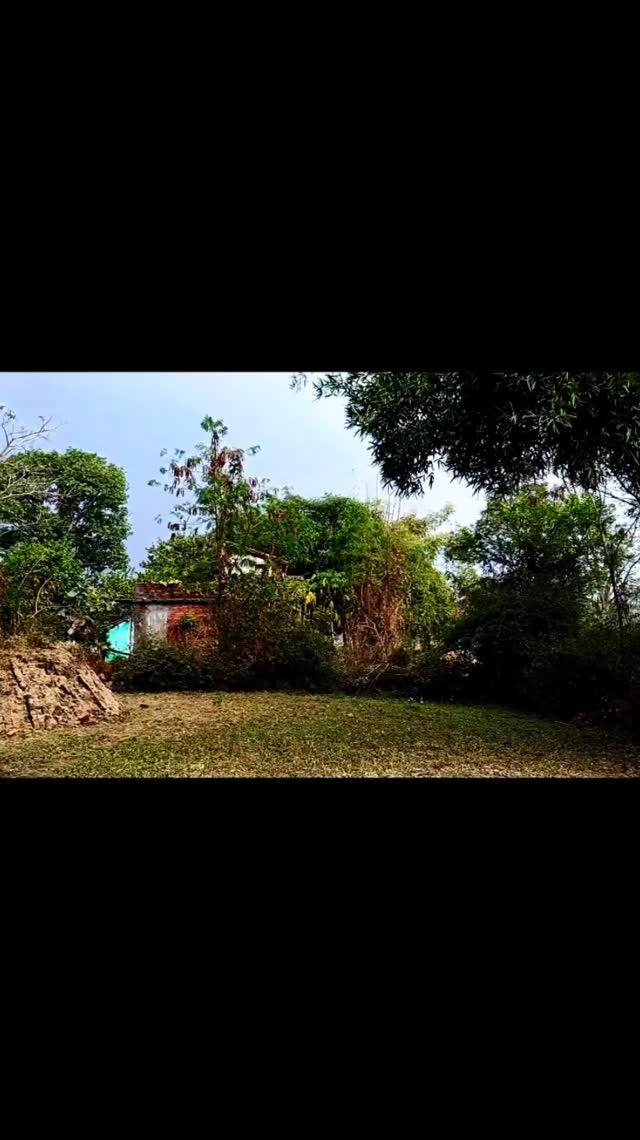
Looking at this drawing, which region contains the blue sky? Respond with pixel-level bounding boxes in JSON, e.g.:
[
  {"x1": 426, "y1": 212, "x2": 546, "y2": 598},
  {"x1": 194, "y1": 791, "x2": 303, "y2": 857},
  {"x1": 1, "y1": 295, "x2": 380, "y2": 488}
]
[{"x1": 1, "y1": 373, "x2": 485, "y2": 568}]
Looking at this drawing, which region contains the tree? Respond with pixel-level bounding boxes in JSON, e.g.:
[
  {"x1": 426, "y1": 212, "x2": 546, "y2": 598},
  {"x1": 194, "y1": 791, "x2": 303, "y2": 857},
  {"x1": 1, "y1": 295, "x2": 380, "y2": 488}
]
[
  {"x1": 0, "y1": 543, "x2": 132, "y2": 647},
  {"x1": 444, "y1": 485, "x2": 635, "y2": 692},
  {"x1": 0, "y1": 402, "x2": 55, "y2": 513},
  {"x1": 139, "y1": 534, "x2": 217, "y2": 589},
  {"x1": 0, "y1": 439, "x2": 131, "y2": 644},
  {"x1": 586, "y1": 490, "x2": 640, "y2": 648},
  {"x1": 271, "y1": 496, "x2": 455, "y2": 657},
  {"x1": 149, "y1": 416, "x2": 262, "y2": 592},
  {"x1": 0, "y1": 539, "x2": 87, "y2": 639},
  {"x1": 0, "y1": 403, "x2": 55, "y2": 463},
  {"x1": 294, "y1": 372, "x2": 640, "y2": 505},
  {"x1": 389, "y1": 512, "x2": 456, "y2": 648},
  {"x1": 0, "y1": 448, "x2": 130, "y2": 576},
  {"x1": 243, "y1": 492, "x2": 319, "y2": 569},
  {"x1": 140, "y1": 492, "x2": 320, "y2": 588},
  {"x1": 445, "y1": 485, "x2": 615, "y2": 585},
  {"x1": 296, "y1": 496, "x2": 388, "y2": 576},
  {"x1": 281, "y1": 496, "x2": 391, "y2": 642}
]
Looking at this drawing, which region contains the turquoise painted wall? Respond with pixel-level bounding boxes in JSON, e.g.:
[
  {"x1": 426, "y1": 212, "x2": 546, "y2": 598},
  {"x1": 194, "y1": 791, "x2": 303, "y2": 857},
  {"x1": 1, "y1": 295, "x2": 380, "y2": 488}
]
[{"x1": 106, "y1": 620, "x2": 132, "y2": 662}]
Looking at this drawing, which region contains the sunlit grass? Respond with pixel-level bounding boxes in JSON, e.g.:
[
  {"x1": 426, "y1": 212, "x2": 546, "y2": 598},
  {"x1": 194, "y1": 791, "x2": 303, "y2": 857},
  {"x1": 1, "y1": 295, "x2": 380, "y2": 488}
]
[{"x1": 1, "y1": 691, "x2": 638, "y2": 778}]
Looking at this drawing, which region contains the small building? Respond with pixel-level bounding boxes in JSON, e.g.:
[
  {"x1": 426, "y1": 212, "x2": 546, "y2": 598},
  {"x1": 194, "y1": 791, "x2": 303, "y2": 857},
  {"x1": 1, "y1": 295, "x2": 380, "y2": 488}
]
[
  {"x1": 105, "y1": 583, "x2": 217, "y2": 657},
  {"x1": 105, "y1": 556, "x2": 275, "y2": 657},
  {"x1": 131, "y1": 583, "x2": 217, "y2": 648},
  {"x1": 230, "y1": 554, "x2": 270, "y2": 576}
]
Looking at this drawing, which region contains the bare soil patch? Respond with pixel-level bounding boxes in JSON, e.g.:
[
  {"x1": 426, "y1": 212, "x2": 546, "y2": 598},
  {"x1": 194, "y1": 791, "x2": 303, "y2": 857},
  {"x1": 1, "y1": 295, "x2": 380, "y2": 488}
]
[{"x1": 0, "y1": 643, "x2": 120, "y2": 738}]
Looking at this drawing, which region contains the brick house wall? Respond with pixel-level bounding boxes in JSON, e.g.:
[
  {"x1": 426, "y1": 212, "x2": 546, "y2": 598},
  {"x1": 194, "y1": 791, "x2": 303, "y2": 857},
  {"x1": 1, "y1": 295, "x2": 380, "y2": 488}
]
[
  {"x1": 166, "y1": 603, "x2": 217, "y2": 645},
  {"x1": 135, "y1": 583, "x2": 190, "y2": 600},
  {"x1": 132, "y1": 583, "x2": 216, "y2": 647}
]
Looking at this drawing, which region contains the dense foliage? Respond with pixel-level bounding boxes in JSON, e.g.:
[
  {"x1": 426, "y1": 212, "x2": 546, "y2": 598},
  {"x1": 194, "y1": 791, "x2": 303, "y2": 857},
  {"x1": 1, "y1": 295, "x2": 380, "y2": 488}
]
[
  {"x1": 0, "y1": 539, "x2": 86, "y2": 640},
  {"x1": 0, "y1": 448, "x2": 130, "y2": 573},
  {"x1": 139, "y1": 534, "x2": 217, "y2": 589},
  {"x1": 142, "y1": 480, "x2": 455, "y2": 662},
  {"x1": 439, "y1": 485, "x2": 640, "y2": 720},
  {"x1": 136, "y1": 472, "x2": 640, "y2": 726},
  {"x1": 296, "y1": 372, "x2": 640, "y2": 505},
  {"x1": 148, "y1": 416, "x2": 263, "y2": 588},
  {"x1": 145, "y1": 418, "x2": 456, "y2": 664},
  {"x1": 0, "y1": 440, "x2": 132, "y2": 643},
  {"x1": 115, "y1": 574, "x2": 339, "y2": 693}
]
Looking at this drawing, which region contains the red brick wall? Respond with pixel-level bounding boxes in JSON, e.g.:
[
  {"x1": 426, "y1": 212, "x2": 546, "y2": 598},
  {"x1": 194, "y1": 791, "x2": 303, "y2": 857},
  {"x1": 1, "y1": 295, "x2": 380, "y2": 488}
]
[
  {"x1": 166, "y1": 604, "x2": 216, "y2": 645},
  {"x1": 135, "y1": 582, "x2": 191, "y2": 601},
  {"x1": 134, "y1": 585, "x2": 216, "y2": 644}
]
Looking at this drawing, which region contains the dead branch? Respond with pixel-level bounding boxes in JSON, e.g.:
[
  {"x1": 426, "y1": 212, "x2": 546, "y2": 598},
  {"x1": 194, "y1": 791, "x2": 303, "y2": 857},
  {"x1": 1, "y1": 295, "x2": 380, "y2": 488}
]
[
  {"x1": 33, "y1": 577, "x2": 52, "y2": 616},
  {"x1": 0, "y1": 407, "x2": 55, "y2": 462}
]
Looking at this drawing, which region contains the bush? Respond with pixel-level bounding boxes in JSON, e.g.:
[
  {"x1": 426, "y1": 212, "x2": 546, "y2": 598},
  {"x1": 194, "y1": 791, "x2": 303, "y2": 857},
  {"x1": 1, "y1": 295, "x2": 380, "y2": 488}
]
[
  {"x1": 514, "y1": 624, "x2": 639, "y2": 724},
  {"x1": 414, "y1": 648, "x2": 483, "y2": 701},
  {"x1": 112, "y1": 624, "x2": 338, "y2": 694},
  {"x1": 217, "y1": 575, "x2": 339, "y2": 689},
  {"x1": 255, "y1": 626, "x2": 339, "y2": 691},
  {"x1": 113, "y1": 642, "x2": 215, "y2": 691},
  {"x1": 179, "y1": 613, "x2": 198, "y2": 632},
  {"x1": 111, "y1": 579, "x2": 339, "y2": 693}
]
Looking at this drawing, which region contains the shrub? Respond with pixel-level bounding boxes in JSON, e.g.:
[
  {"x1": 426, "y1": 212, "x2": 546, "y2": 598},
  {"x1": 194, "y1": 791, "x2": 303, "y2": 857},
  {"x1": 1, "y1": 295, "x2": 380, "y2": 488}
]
[
  {"x1": 112, "y1": 623, "x2": 338, "y2": 694},
  {"x1": 113, "y1": 642, "x2": 214, "y2": 691},
  {"x1": 112, "y1": 575, "x2": 312, "y2": 692},
  {"x1": 246, "y1": 626, "x2": 339, "y2": 691},
  {"x1": 514, "y1": 624, "x2": 635, "y2": 723},
  {"x1": 179, "y1": 613, "x2": 198, "y2": 631},
  {"x1": 417, "y1": 648, "x2": 482, "y2": 701}
]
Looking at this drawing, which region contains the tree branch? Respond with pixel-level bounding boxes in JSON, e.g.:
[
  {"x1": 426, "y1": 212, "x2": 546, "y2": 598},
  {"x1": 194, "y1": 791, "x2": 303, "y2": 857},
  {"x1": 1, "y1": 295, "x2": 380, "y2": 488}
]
[
  {"x1": 0, "y1": 407, "x2": 55, "y2": 462},
  {"x1": 33, "y1": 577, "x2": 53, "y2": 616}
]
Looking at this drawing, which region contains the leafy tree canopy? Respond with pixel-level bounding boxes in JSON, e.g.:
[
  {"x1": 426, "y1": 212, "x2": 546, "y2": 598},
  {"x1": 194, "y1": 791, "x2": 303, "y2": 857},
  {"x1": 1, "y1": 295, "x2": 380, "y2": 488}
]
[
  {"x1": 444, "y1": 485, "x2": 638, "y2": 677},
  {"x1": 295, "y1": 372, "x2": 640, "y2": 503},
  {"x1": 0, "y1": 539, "x2": 87, "y2": 639},
  {"x1": 243, "y1": 492, "x2": 319, "y2": 568},
  {"x1": 289, "y1": 496, "x2": 388, "y2": 581},
  {"x1": 0, "y1": 536, "x2": 134, "y2": 645},
  {"x1": 149, "y1": 417, "x2": 262, "y2": 586},
  {"x1": 445, "y1": 484, "x2": 621, "y2": 591},
  {"x1": 0, "y1": 448, "x2": 130, "y2": 576},
  {"x1": 389, "y1": 511, "x2": 456, "y2": 645},
  {"x1": 140, "y1": 495, "x2": 391, "y2": 590},
  {"x1": 140, "y1": 534, "x2": 218, "y2": 589}
]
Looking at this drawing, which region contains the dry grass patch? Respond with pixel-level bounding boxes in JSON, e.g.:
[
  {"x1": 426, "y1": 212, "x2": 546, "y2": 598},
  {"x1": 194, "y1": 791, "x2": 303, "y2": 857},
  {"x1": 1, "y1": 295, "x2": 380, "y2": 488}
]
[{"x1": 0, "y1": 691, "x2": 639, "y2": 778}]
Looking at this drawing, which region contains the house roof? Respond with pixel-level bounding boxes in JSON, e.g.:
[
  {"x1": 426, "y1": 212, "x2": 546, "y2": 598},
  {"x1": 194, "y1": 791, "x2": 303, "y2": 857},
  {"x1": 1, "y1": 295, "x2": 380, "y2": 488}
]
[{"x1": 132, "y1": 597, "x2": 217, "y2": 606}]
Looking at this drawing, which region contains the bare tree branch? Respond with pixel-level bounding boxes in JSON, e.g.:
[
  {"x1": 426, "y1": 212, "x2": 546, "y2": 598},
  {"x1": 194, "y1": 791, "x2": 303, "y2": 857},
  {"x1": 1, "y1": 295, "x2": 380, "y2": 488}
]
[
  {"x1": 0, "y1": 403, "x2": 57, "y2": 516},
  {"x1": 33, "y1": 577, "x2": 53, "y2": 616},
  {"x1": 0, "y1": 406, "x2": 55, "y2": 462}
]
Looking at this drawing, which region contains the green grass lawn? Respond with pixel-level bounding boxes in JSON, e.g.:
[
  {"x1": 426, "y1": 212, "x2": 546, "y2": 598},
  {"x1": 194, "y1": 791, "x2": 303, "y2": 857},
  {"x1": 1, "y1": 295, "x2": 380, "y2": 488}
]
[{"x1": 1, "y1": 691, "x2": 639, "y2": 777}]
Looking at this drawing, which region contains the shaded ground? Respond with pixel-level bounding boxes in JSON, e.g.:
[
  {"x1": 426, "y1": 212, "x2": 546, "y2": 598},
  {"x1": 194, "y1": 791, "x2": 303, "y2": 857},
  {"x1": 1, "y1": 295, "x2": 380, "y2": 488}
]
[{"x1": 1, "y1": 691, "x2": 639, "y2": 777}]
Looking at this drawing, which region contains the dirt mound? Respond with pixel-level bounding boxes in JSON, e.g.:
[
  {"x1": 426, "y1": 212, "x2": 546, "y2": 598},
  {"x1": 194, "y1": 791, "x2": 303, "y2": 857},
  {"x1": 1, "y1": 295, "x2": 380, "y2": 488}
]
[{"x1": 0, "y1": 644, "x2": 121, "y2": 737}]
